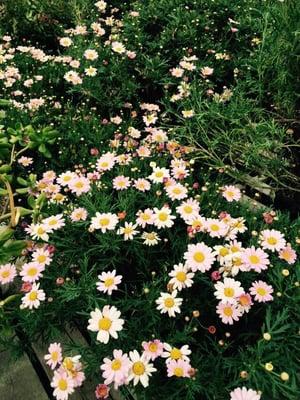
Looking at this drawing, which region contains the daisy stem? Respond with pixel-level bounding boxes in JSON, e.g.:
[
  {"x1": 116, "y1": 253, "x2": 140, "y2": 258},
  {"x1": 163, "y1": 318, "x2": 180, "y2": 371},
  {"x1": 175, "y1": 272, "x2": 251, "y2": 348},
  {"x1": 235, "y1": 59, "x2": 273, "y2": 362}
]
[
  {"x1": 0, "y1": 176, "x2": 16, "y2": 227},
  {"x1": 0, "y1": 294, "x2": 21, "y2": 307}
]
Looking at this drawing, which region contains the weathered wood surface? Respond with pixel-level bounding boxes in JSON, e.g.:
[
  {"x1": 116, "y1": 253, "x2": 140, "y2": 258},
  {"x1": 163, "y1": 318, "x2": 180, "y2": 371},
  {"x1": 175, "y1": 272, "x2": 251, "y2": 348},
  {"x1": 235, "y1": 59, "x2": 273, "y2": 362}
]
[
  {"x1": 0, "y1": 325, "x2": 126, "y2": 400},
  {"x1": 0, "y1": 350, "x2": 49, "y2": 400}
]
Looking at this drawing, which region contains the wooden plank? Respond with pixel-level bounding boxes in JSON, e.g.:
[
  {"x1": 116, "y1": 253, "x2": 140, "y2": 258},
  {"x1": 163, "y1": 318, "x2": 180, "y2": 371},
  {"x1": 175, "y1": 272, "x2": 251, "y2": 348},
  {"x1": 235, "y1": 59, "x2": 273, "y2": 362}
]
[{"x1": 0, "y1": 350, "x2": 49, "y2": 400}]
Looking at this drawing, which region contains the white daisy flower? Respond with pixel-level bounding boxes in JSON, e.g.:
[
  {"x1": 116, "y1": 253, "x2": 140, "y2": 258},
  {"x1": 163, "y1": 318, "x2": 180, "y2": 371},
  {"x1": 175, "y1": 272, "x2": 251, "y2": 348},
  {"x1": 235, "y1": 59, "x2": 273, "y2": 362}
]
[
  {"x1": 117, "y1": 222, "x2": 139, "y2": 240},
  {"x1": 156, "y1": 291, "x2": 182, "y2": 317},
  {"x1": 21, "y1": 283, "x2": 46, "y2": 310},
  {"x1": 90, "y1": 212, "x2": 119, "y2": 233},
  {"x1": 162, "y1": 343, "x2": 191, "y2": 363},
  {"x1": 96, "y1": 270, "x2": 122, "y2": 295},
  {"x1": 128, "y1": 350, "x2": 156, "y2": 387},
  {"x1": 153, "y1": 207, "x2": 176, "y2": 229},
  {"x1": 168, "y1": 263, "x2": 194, "y2": 291},
  {"x1": 87, "y1": 305, "x2": 124, "y2": 344},
  {"x1": 141, "y1": 232, "x2": 161, "y2": 246},
  {"x1": 148, "y1": 167, "x2": 170, "y2": 183},
  {"x1": 214, "y1": 277, "x2": 244, "y2": 304}
]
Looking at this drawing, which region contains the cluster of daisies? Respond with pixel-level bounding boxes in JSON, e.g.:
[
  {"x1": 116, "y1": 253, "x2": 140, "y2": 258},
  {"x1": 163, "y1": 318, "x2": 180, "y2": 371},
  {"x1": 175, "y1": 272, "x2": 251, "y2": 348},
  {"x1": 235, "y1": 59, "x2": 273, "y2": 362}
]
[
  {"x1": 44, "y1": 343, "x2": 85, "y2": 400},
  {"x1": 0, "y1": 0, "x2": 237, "y2": 116},
  {"x1": 0, "y1": 1, "x2": 138, "y2": 111},
  {"x1": 0, "y1": 213, "x2": 65, "y2": 309}
]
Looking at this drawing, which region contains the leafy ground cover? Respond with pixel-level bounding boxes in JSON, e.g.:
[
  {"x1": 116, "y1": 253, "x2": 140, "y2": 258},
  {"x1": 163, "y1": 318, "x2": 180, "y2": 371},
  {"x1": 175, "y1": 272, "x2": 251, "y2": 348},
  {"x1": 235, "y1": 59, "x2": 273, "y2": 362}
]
[{"x1": 0, "y1": 1, "x2": 299, "y2": 400}]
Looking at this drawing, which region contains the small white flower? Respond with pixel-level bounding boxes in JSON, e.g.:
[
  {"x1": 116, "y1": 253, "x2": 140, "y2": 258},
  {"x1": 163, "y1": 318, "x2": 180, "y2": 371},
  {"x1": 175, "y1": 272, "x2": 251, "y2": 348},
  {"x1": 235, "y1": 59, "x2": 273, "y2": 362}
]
[{"x1": 156, "y1": 291, "x2": 182, "y2": 317}]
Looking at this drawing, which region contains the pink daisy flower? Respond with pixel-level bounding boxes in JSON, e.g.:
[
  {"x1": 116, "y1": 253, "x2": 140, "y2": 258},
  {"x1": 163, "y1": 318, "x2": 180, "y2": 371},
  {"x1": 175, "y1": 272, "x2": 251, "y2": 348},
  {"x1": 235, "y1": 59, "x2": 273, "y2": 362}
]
[
  {"x1": 165, "y1": 183, "x2": 188, "y2": 201},
  {"x1": 216, "y1": 301, "x2": 243, "y2": 324},
  {"x1": 70, "y1": 207, "x2": 88, "y2": 222},
  {"x1": 113, "y1": 175, "x2": 131, "y2": 190},
  {"x1": 51, "y1": 369, "x2": 74, "y2": 400},
  {"x1": 18, "y1": 156, "x2": 33, "y2": 166},
  {"x1": 237, "y1": 293, "x2": 253, "y2": 313},
  {"x1": 21, "y1": 282, "x2": 46, "y2": 310},
  {"x1": 176, "y1": 198, "x2": 200, "y2": 223},
  {"x1": 133, "y1": 178, "x2": 151, "y2": 192},
  {"x1": 205, "y1": 218, "x2": 228, "y2": 238},
  {"x1": 222, "y1": 185, "x2": 241, "y2": 202},
  {"x1": 259, "y1": 229, "x2": 286, "y2": 252},
  {"x1": 136, "y1": 208, "x2": 154, "y2": 228},
  {"x1": 184, "y1": 242, "x2": 216, "y2": 272},
  {"x1": 230, "y1": 387, "x2": 261, "y2": 400},
  {"x1": 241, "y1": 246, "x2": 270, "y2": 272},
  {"x1": 100, "y1": 349, "x2": 131, "y2": 389},
  {"x1": 20, "y1": 262, "x2": 45, "y2": 282},
  {"x1": 68, "y1": 176, "x2": 90, "y2": 196},
  {"x1": 250, "y1": 281, "x2": 273, "y2": 303},
  {"x1": 142, "y1": 339, "x2": 164, "y2": 361},
  {"x1": 279, "y1": 245, "x2": 297, "y2": 264},
  {"x1": 0, "y1": 263, "x2": 17, "y2": 285},
  {"x1": 96, "y1": 152, "x2": 116, "y2": 171},
  {"x1": 167, "y1": 359, "x2": 191, "y2": 378},
  {"x1": 32, "y1": 248, "x2": 52, "y2": 266},
  {"x1": 137, "y1": 145, "x2": 151, "y2": 157},
  {"x1": 44, "y1": 342, "x2": 63, "y2": 370}
]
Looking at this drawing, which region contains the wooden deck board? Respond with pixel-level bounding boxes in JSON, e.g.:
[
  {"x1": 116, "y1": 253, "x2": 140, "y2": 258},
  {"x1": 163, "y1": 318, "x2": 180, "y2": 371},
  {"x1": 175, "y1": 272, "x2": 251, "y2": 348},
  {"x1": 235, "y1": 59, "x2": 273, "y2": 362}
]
[{"x1": 0, "y1": 350, "x2": 49, "y2": 400}]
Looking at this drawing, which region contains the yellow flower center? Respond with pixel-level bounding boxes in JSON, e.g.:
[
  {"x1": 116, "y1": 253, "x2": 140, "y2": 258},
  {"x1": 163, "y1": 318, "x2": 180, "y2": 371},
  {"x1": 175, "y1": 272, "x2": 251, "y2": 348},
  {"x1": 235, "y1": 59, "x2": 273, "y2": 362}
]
[
  {"x1": 249, "y1": 255, "x2": 259, "y2": 264},
  {"x1": 1, "y1": 270, "x2": 10, "y2": 278},
  {"x1": 124, "y1": 227, "x2": 133, "y2": 234},
  {"x1": 170, "y1": 348, "x2": 182, "y2": 360},
  {"x1": 98, "y1": 317, "x2": 112, "y2": 331},
  {"x1": 183, "y1": 205, "x2": 193, "y2": 214},
  {"x1": 58, "y1": 379, "x2": 68, "y2": 391},
  {"x1": 99, "y1": 218, "x2": 110, "y2": 226},
  {"x1": 111, "y1": 359, "x2": 122, "y2": 371},
  {"x1": 37, "y1": 227, "x2": 45, "y2": 235},
  {"x1": 48, "y1": 219, "x2": 57, "y2": 226},
  {"x1": 37, "y1": 255, "x2": 47, "y2": 263},
  {"x1": 148, "y1": 343, "x2": 158, "y2": 352},
  {"x1": 132, "y1": 361, "x2": 145, "y2": 376},
  {"x1": 192, "y1": 220, "x2": 202, "y2": 228},
  {"x1": 75, "y1": 181, "x2": 84, "y2": 189},
  {"x1": 164, "y1": 297, "x2": 175, "y2": 308},
  {"x1": 141, "y1": 213, "x2": 150, "y2": 220},
  {"x1": 63, "y1": 176, "x2": 71, "y2": 182},
  {"x1": 155, "y1": 171, "x2": 164, "y2": 178},
  {"x1": 27, "y1": 267, "x2": 38, "y2": 277},
  {"x1": 104, "y1": 278, "x2": 114, "y2": 287},
  {"x1": 193, "y1": 251, "x2": 205, "y2": 263},
  {"x1": 223, "y1": 306, "x2": 233, "y2": 317},
  {"x1": 224, "y1": 287, "x2": 234, "y2": 298},
  {"x1": 51, "y1": 351, "x2": 58, "y2": 361},
  {"x1": 174, "y1": 367, "x2": 184, "y2": 377},
  {"x1": 172, "y1": 187, "x2": 182, "y2": 195},
  {"x1": 257, "y1": 287, "x2": 266, "y2": 296},
  {"x1": 29, "y1": 291, "x2": 38, "y2": 301},
  {"x1": 158, "y1": 212, "x2": 168, "y2": 222},
  {"x1": 267, "y1": 237, "x2": 277, "y2": 245},
  {"x1": 219, "y1": 248, "x2": 229, "y2": 257},
  {"x1": 210, "y1": 224, "x2": 220, "y2": 231},
  {"x1": 226, "y1": 191, "x2": 234, "y2": 198},
  {"x1": 146, "y1": 233, "x2": 156, "y2": 240},
  {"x1": 101, "y1": 161, "x2": 108, "y2": 168},
  {"x1": 231, "y1": 246, "x2": 239, "y2": 253},
  {"x1": 233, "y1": 258, "x2": 242, "y2": 266},
  {"x1": 176, "y1": 271, "x2": 187, "y2": 282},
  {"x1": 63, "y1": 358, "x2": 74, "y2": 371}
]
